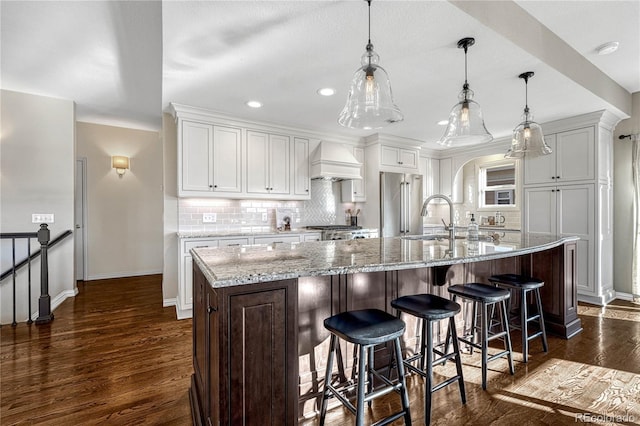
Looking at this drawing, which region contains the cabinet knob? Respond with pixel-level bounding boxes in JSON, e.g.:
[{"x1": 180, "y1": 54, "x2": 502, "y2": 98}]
[
  {"x1": 551, "y1": 176, "x2": 556, "y2": 180},
  {"x1": 556, "y1": 176, "x2": 560, "y2": 179},
  {"x1": 398, "y1": 161, "x2": 403, "y2": 165},
  {"x1": 213, "y1": 184, "x2": 217, "y2": 188},
  {"x1": 209, "y1": 185, "x2": 213, "y2": 188},
  {"x1": 207, "y1": 306, "x2": 217, "y2": 314},
  {"x1": 305, "y1": 189, "x2": 309, "y2": 192}
]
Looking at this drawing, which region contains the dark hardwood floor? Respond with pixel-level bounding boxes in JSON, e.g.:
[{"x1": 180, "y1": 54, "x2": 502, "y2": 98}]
[
  {"x1": 2, "y1": 276, "x2": 639, "y2": 425},
  {"x1": 1, "y1": 275, "x2": 193, "y2": 425}
]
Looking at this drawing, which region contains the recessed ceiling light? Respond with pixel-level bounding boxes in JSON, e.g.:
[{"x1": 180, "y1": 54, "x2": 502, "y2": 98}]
[
  {"x1": 437, "y1": 120, "x2": 448, "y2": 126},
  {"x1": 596, "y1": 41, "x2": 619, "y2": 55},
  {"x1": 246, "y1": 100, "x2": 262, "y2": 108},
  {"x1": 317, "y1": 88, "x2": 336, "y2": 96}
]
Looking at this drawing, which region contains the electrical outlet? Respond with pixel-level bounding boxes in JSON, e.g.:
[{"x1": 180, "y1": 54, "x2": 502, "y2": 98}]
[
  {"x1": 32, "y1": 213, "x2": 54, "y2": 223},
  {"x1": 262, "y1": 213, "x2": 268, "y2": 222},
  {"x1": 203, "y1": 213, "x2": 217, "y2": 223}
]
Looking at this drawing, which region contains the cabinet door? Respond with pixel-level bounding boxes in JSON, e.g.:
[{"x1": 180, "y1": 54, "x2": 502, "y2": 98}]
[
  {"x1": 523, "y1": 186, "x2": 557, "y2": 235},
  {"x1": 557, "y1": 184, "x2": 594, "y2": 294},
  {"x1": 269, "y1": 134, "x2": 290, "y2": 195},
  {"x1": 352, "y1": 147, "x2": 366, "y2": 201},
  {"x1": 380, "y1": 145, "x2": 399, "y2": 166},
  {"x1": 293, "y1": 138, "x2": 310, "y2": 197},
  {"x1": 253, "y1": 235, "x2": 301, "y2": 245},
  {"x1": 227, "y1": 287, "x2": 293, "y2": 424},
  {"x1": 218, "y1": 237, "x2": 250, "y2": 247},
  {"x1": 212, "y1": 126, "x2": 242, "y2": 193},
  {"x1": 399, "y1": 148, "x2": 418, "y2": 168},
  {"x1": 181, "y1": 121, "x2": 213, "y2": 192},
  {"x1": 523, "y1": 135, "x2": 557, "y2": 185},
  {"x1": 556, "y1": 127, "x2": 595, "y2": 183},
  {"x1": 302, "y1": 233, "x2": 321, "y2": 242},
  {"x1": 182, "y1": 240, "x2": 219, "y2": 313},
  {"x1": 440, "y1": 157, "x2": 461, "y2": 202},
  {"x1": 246, "y1": 131, "x2": 270, "y2": 194}
]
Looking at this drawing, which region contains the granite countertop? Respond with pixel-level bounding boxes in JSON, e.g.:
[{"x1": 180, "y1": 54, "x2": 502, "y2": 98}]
[
  {"x1": 177, "y1": 229, "x2": 323, "y2": 238},
  {"x1": 191, "y1": 233, "x2": 578, "y2": 288}
]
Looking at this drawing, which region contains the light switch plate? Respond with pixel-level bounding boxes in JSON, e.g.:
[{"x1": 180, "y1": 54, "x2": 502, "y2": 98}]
[
  {"x1": 203, "y1": 213, "x2": 217, "y2": 223},
  {"x1": 32, "y1": 213, "x2": 54, "y2": 223}
]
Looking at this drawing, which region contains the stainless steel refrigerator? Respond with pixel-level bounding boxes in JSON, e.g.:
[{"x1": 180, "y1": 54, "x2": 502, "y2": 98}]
[{"x1": 380, "y1": 172, "x2": 423, "y2": 237}]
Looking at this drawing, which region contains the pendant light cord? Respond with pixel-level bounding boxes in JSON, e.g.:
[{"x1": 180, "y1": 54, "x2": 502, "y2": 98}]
[
  {"x1": 464, "y1": 45, "x2": 468, "y2": 89},
  {"x1": 367, "y1": 0, "x2": 371, "y2": 46}
]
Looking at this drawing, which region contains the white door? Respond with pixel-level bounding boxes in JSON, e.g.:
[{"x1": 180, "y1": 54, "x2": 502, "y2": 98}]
[{"x1": 75, "y1": 158, "x2": 87, "y2": 281}]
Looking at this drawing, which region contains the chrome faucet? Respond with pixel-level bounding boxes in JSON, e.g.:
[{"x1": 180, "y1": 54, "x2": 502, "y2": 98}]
[{"x1": 421, "y1": 194, "x2": 456, "y2": 240}]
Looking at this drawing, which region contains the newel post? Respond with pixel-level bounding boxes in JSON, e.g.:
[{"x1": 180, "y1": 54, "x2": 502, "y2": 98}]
[{"x1": 35, "y1": 224, "x2": 54, "y2": 324}]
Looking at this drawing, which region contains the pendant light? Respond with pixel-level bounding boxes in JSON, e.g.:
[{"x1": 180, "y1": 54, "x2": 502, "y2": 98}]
[
  {"x1": 439, "y1": 37, "x2": 492, "y2": 147},
  {"x1": 505, "y1": 71, "x2": 552, "y2": 158},
  {"x1": 338, "y1": 0, "x2": 403, "y2": 130}
]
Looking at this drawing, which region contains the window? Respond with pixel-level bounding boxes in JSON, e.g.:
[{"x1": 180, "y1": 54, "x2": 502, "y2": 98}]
[{"x1": 479, "y1": 162, "x2": 516, "y2": 208}]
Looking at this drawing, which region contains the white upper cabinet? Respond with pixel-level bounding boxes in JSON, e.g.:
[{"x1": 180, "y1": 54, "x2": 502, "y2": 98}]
[
  {"x1": 380, "y1": 145, "x2": 418, "y2": 169},
  {"x1": 212, "y1": 126, "x2": 242, "y2": 192},
  {"x1": 341, "y1": 146, "x2": 366, "y2": 202},
  {"x1": 246, "y1": 131, "x2": 290, "y2": 195},
  {"x1": 293, "y1": 138, "x2": 311, "y2": 197},
  {"x1": 524, "y1": 127, "x2": 595, "y2": 185},
  {"x1": 171, "y1": 103, "x2": 313, "y2": 200},
  {"x1": 439, "y1": 157, "x2": 463, "y2": 203},
  {"x1": 180, "y1": 121, "x2": 242, "y2": 196}
]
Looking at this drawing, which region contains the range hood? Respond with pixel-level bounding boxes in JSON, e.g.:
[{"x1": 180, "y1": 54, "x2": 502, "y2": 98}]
[{"x1": 310, "y1": 141, "x2": 362, "y2": 180}]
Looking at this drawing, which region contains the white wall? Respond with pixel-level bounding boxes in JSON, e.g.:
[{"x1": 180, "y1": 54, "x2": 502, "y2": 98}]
[
  {"x1": 613, "y1": 92, "x2": 640, "y2": 296},
  {"x1": 0, "y1": 90, "x2": 76, "y2": 324},
  {"x1": 162, "y1": 113, "x2": 179, "y2": 305},
  {"x1": 76, "y1": 122, "x2": 163, "y2": 280}
]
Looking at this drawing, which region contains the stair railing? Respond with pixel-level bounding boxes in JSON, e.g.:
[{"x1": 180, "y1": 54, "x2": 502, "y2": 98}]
[{"x1": 1, "y1": 224, "x2": 72, "y2": 326}]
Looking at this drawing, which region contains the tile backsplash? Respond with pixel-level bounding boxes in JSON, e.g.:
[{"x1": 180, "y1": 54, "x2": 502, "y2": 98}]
[{"x1": 178, "y1": 179, "x2": 353, "y2": 233}]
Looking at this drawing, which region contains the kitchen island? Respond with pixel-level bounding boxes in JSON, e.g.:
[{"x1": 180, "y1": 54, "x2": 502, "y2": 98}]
[{"x1": 189, "y1": 234, "x2": 581, "y2": 425}]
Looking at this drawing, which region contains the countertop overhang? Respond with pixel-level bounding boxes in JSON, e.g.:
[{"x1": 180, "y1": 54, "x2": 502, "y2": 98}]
[{"x1": 191, "y1": 234, "x2": 579, "y2": 288}]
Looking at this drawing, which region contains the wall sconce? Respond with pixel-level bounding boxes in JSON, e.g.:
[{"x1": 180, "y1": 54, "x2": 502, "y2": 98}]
[{"x1": 112, "y1": 156, "x2": 130, "y2": 178}]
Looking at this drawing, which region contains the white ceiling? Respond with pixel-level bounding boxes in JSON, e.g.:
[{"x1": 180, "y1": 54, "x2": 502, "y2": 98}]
[{"x1": 2, "y1": 1, "x2": 638, "y2": 150}]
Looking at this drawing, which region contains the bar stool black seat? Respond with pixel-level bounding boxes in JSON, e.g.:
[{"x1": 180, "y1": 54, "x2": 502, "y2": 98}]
[
  {"x1": 447, "y1": 283, "x2": 514, "y2": 390},
  {"x1": 391, "y1": 294, "x2": 466, "y2": 425},
  {"x1": 319, "y1": 309, "x2": 412, "y2": 426},
  {"x1": 488, "y1": 273, "x2": 548, "y2": 363}
]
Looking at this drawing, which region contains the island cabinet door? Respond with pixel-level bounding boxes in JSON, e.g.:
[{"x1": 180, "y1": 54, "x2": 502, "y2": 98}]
[{"x1": 218, "y1": 280, "x2": 298, "y2": 426}]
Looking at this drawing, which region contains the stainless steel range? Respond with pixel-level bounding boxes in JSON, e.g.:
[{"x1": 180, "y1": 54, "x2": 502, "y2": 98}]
[{"x1": 306, "y1": 225, "x2": 379, "y2": 241}]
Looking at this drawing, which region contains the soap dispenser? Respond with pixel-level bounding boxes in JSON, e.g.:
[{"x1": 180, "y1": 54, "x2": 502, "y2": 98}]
[{"x1": 467, "y1": 213, "x2": 479, "y2": 241}]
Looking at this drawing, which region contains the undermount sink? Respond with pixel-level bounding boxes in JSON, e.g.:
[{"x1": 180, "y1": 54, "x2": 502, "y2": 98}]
[{"x1": 401, "y1": 234, "x2": 465, "y2": 241}]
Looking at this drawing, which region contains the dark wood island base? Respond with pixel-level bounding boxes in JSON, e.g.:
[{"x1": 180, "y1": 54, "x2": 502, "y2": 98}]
[{"x1": 190, "y1": 239, "x2": 581, "y2": 425}]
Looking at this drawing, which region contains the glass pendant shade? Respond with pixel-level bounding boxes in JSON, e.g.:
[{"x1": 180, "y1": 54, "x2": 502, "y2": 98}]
[
  {"x1": 505, "y1": 109, "x2": 552, "y2": 158},
  {"x1": 438, "y1": 37, "x2": 492, "y2": 147},
  {"x1": 439, "y1": 87, "x2": 493, "y2": 147},
  {"x1": 505, "y1": 71, "x2": 552, "y2": 158},
  {"x1": 338, "y1": 46, "x2": 403, "y2": 129}
]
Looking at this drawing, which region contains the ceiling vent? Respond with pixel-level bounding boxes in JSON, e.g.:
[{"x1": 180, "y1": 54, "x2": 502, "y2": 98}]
[{"x1": 310, "y1": 142, "x2": 362, "y2": 181}]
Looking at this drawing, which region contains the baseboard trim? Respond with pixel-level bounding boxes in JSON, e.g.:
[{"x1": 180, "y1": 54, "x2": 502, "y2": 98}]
[
  {"x1": 87, "y1": 270, "x2": 163, "y2": 281},
  {"x1": 614, "y1": 291, "x2": 635, "y2": 302},
  {"x1": 31, "y1": 288, "x2": 79, "y2": 321},
  {"x1": 163, "y1": 297, "x2": 177, "y2": 308}
]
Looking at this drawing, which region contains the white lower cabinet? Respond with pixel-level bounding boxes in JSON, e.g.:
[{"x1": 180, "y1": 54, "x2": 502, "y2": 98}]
[
  {"x1": 177, "y1": 232, "x2": 322, "y2": 319},
  {"x1": 253, "y1": 234, "x2": 301, "y2": 246}
]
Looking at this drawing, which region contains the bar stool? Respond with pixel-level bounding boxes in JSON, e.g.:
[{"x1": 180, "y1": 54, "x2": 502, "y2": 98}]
[
  {"x1": 447, "y1": 283, "x2": 514, "y2": 390},
  {"x1": 391, "y1": 294, "x2": 466, "y2": 425},
  {"x1": 319, "y1": 309, "x2": 412, "y2": 426},
  {"x1": 488, "y1": 274, "x2": 548, "y2": 363}
]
